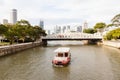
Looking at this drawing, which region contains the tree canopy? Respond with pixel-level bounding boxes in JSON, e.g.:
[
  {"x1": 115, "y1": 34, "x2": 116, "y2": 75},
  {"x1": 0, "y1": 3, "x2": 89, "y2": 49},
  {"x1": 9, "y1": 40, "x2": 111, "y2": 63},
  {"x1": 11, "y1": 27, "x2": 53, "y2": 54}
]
[
  {"x1": 0, "y1": 24, "x2": 8, "y2": 35},
  {"x1": 106, "y1": 24, "x2": 114, "y2": 27},
  {"x1": 104, "y1": 28, "x2": 120, "y2": 40},
  {"x1": 94, "y1": 22, "x2": 106, "y2": 30},
  {"x1": 111, "y1": 14, "x2": 120, "y2": 27},
  {"x1": 83, "y1": 28, "x2": 96, "y2": 34},
  {"x1": 0, "y1": 19, "x2": 46, "y2": 44}
]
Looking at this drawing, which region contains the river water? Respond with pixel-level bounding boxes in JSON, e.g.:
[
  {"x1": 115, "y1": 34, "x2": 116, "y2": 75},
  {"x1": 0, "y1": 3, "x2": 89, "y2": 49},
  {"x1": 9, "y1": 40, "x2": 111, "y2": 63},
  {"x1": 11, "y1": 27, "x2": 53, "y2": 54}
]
[{"x1": 0, "y1": 41, "x2": 120, "y2": 80}]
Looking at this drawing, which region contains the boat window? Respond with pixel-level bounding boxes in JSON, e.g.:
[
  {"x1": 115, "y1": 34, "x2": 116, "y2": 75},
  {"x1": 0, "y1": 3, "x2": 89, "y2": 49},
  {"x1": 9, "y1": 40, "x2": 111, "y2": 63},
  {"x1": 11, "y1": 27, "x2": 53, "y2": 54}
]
[
  {"x1": 58, "y1": 53, "x2": 63, "y2": 57},
  {"x1": 65, "y1": 52, "x2": 68, "y2": 57}
]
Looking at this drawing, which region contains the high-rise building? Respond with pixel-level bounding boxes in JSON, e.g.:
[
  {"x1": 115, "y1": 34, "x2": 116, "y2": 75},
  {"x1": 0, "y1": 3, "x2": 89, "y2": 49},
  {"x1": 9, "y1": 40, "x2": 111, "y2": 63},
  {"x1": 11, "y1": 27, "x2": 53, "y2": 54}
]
[
  {"x1": 77, "y1": 26, "x2": 82, "y2": 32},
  {"x1": 11, "y1": 9, "x2": 17, "y2": 24},
  {"x1": 54, "y1": 26, "x2": 61, "y2": 34},
  {"x1": 39, "y1": 20, "x2": 44, "y2": 29},
  {"x1": 67, "y1": 25, "x2": 70, "y2": 30},
  {"x1": 62, "y1": 26, "x2": 66, "y2": 33},
  {"x1": 47, "y1": 30, "x2": 50, "y2": 35},
  {"x1": 82, "y1": 21, "x2": 88, "y2": 32},
  {"x1": 3, "y1": 19, "x2": 8, "y2": 24}
]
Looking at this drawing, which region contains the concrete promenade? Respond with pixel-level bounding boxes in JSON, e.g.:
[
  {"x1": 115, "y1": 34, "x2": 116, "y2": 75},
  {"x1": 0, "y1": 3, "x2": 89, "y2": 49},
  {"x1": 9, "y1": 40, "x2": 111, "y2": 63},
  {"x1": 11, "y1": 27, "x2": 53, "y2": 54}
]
[
  {"x1": 103, "y1": 40, "x2": 120, "y2": 49},
  {"x1": 0, "y1": 41, "x2": 42, "y2": 56}
]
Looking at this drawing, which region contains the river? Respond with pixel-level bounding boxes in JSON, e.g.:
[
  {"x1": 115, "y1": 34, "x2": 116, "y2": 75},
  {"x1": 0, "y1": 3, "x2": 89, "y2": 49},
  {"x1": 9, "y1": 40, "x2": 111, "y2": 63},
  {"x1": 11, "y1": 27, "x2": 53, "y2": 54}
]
[{"x1": 0, "y1": 41, "x2": 120, "y2": 80}]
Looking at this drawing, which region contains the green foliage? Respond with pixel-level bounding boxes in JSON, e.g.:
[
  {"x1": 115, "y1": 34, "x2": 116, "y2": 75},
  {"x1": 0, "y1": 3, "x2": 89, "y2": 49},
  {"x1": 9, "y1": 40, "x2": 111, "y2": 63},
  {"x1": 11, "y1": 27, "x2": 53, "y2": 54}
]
[
  {"x1": 0, "y1": 24, "x2": 8, "y2": 35},
  {"x1": 106, "y1": 24, "x2": 114, "y2": 27},
  {"x1": 16, "y1": 19, "x2": 31, "y2": 26},
  {"x1": 15, "y1": 20, "x2": 31, "y2": 42},
  {"x1": 29, "y1": 26, "x2": 42, "y2": 41},
  {"x1": 104, "y1": 28, "x2": 120, "y2": 40},
  {"x1": 94, "y1": 22, "x2": 106, "y2": 30},
  {"x1": 1, "y1": 19, "x2": 46, "y2": 44},
  {"x1": 83, "y1": 28, "x2": 96, "y2": 34},
  {"x1": 111, "y1": 14, "x2": 120, "y2": 27},
  {"x1": 5, "y1": 25, "x2": 19, "y2": 44}
]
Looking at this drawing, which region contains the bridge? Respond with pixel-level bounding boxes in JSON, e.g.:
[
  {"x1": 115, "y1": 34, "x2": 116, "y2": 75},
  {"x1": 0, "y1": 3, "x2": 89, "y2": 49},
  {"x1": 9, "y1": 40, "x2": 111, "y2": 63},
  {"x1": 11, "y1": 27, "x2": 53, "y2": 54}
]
[{"x1": 42, "y1": 32, "x2": 103, "y2": 45}]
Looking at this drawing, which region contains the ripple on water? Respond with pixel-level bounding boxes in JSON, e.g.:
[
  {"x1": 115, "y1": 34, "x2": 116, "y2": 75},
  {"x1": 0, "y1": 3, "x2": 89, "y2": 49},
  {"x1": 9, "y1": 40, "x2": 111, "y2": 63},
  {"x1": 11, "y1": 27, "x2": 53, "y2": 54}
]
[{"x1": 0, "y1": 42, "x2": 120, "y2": 80}]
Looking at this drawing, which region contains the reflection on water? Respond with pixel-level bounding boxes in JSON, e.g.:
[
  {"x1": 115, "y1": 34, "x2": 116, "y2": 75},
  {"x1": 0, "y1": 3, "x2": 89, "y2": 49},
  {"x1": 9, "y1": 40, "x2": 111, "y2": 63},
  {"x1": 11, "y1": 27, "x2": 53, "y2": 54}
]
[{"x1": 0, "y1": 41, "x2": 120, "y2": 80}]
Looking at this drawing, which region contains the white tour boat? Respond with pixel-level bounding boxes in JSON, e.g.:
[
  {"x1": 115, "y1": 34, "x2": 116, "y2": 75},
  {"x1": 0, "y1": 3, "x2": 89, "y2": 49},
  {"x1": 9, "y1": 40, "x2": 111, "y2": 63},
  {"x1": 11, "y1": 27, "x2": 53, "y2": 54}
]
[{"x1": 52, "y1": 47, "x2": 71, "y2": 66}]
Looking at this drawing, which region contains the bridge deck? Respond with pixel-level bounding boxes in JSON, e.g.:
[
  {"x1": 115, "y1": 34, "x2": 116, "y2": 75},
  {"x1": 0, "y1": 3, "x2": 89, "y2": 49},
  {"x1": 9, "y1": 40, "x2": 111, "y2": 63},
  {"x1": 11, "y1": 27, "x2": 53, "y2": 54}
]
[{"x1": 42, "y1": 38, "x2": 102, "y2": 41}]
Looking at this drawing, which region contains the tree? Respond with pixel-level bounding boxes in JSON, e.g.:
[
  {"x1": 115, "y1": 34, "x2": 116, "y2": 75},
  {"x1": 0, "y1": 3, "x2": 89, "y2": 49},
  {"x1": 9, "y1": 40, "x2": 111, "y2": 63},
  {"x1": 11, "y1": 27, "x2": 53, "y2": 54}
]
[
  {"x1": 0, "y1": 24, "x2": 8, "y2": 35},
  {"x1": 29, "y1": 26, "x2": 39, "y2": 41},
  {"x1": 111, "y1": 14, "x2": 120, "y2": 27},
  {"x1": 15, "y1": 20, "x2": 32, "y2": 42},
  {"x1": 16, "y1": 19, "x2": 31, "y2": 26},
  {"x1": 104, "y1": 28, "x2": 120, "y2": 40},
  {"x1": 0, "y1": 19, "x2": 47, "y2": 44},
  {"x1": 0, "y1": 24, "x2": 8, "y2": 42},
  {"x1": 29, "y1": 26, "x2": 46, "y2": 41},
  {"x1": 106, "y1": 24, "x2": 114, "y2": 27},
  {"x1": 94, "y1": 22, "x2": 106, "y2": 30},
  {"x1": 5, "y1": 25, "x2": 19, "y2": 44},
  {"x1": 83, "y1": 28, "x2": 96, "y2": 34}
]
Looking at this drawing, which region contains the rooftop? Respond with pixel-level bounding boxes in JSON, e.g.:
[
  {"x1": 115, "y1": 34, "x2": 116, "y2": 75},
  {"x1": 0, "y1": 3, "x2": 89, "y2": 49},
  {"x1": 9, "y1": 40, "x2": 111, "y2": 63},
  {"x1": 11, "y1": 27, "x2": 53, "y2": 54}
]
[{"x1": 54, "y1": 47, "x2": 70, "y2": 53}]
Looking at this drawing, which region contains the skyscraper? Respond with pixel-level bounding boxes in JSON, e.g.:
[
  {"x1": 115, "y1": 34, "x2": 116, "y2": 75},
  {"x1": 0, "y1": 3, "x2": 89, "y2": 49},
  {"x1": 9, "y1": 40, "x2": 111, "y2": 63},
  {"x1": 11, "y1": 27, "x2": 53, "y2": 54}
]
[
  {"x1": 39, "y1": 20, "x2": 44, "y2": 29},
  {"x1": 62, "y1": 26, "x2": 66, "y2": 33},
  {"x1": 82, "y1": 21, "x2": 88, "y2": 32},
  {"x1": 67, "y1": 25, "x2": 70, "y2": 30},
  {"x1": 3, "y1": 19, "x2": 8, "y2": 24},
  {"x1": 83, "y1": 21, "x2": 88, "y2": 29},
  {"x1": 77, "y1": 26, "x2": 82, "y2": 32},
  {"x1": 11, "y1": 9, "x2": 17, "y2": 24}
]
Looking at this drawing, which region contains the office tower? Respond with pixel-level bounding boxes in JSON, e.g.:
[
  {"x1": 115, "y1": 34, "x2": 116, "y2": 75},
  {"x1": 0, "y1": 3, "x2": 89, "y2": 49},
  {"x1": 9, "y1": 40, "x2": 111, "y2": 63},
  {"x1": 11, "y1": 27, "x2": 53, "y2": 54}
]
[
  {"x1": 56, "y1": 26, "x2": 61, "y2": 33},
  {"x1": 82, "y1": 21, "x2": 88, "y2": 32},
  {"x1": 77, "y1": 26, "x2": 82, "y2": 32},
  {"x1": 47, "y1": 30, "x2": 50, "y2": 35},
  {"x1": 83, "y1": 21, "x2": 88, "y2": 29},
  {"x1": 66, "y1": 25, "x2": 71, "y2": 32},
  {"x1": 54, "y1": 26, "x2": 57, "y2": 34},
  {"x1": 11, "y1": 9, "x2": 17, "y2": 24},
  {"x1": 39, "y1": 20, "x2": 44, "y2": 29},
  {"x1": 3, "y1": 19, "x2": 8, "y2": 24},
  {"x1": 62, "y1": 26, "x2": 66, "y2": 33},
  {"x1": 54, "y1": 26, "x2": 61, "y2": 34},
  {"x1": 67, "y1": 25, "x2": 70, "y2": 30}
]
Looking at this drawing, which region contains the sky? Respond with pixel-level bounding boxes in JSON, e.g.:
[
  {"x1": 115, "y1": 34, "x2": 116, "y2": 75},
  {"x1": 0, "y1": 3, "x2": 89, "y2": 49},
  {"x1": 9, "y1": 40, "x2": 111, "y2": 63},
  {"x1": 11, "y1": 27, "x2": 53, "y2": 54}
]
[{"x1": 0, "y1": 0, "x2": 120, "y2": 31}]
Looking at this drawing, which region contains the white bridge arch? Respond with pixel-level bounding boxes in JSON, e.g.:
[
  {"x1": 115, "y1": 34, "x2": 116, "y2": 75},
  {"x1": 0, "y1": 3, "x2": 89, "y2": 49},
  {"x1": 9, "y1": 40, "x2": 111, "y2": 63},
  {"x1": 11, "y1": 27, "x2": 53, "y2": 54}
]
[{"x1": 42, "y1": 32, "x2": 102, "y2": 40}]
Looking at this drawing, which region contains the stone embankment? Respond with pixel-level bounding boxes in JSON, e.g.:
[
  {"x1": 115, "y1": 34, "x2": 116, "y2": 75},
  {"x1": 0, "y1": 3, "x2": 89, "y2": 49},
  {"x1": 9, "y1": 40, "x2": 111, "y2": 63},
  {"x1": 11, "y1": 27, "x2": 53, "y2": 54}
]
[
  {"x1": 0, "y1": 41, "x2": 42, "y2": 57},
  {"x1": 103, "y1": 40, "x2": 120, "y2": 49}
]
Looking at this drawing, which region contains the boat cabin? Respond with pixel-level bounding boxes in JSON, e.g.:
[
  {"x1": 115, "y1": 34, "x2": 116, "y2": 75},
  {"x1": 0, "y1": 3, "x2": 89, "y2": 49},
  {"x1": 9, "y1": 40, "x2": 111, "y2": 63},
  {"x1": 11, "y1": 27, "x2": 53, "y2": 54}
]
[{"x1": 52, "y1": 47, "x2": 71, "y2": 66}]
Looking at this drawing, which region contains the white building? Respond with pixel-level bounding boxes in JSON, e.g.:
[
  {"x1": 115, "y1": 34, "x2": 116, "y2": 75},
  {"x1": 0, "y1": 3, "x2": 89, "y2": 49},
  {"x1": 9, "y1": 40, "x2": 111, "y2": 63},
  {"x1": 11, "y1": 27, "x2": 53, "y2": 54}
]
[
  {"x1": 76, "y1": 26, "x2": 82, "y2": 32},
  {"x1": 82, "y1": 21, "x2": 88, "y2": 32},
  {"x1": 11, "y1": 9, "x2": 17, "y2": 24},
  {"x1": 3, "y1": 19, "x2": 8, "y2": 24},
  {"x1": 39, "y1": 20, "x2": 44, "y2": 29}
]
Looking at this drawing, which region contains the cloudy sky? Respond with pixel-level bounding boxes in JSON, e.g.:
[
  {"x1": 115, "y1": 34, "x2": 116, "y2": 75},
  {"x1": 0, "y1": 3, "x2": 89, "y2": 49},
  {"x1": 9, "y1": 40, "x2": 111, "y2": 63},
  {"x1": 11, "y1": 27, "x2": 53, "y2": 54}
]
[{"x1": 0, "y1": 0, "x2": 119, "y2": 30}]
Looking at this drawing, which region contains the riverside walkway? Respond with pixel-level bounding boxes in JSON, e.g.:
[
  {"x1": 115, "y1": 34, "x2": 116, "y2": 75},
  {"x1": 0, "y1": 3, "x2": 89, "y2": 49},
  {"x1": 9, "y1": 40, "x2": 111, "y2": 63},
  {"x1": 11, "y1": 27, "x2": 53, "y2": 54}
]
[
  {"x1": 0, "y1": 41, "x2": 42, "y2": 56},
  {"x1": 103, "y1": 40, "x2": 120, "y2": 49}
]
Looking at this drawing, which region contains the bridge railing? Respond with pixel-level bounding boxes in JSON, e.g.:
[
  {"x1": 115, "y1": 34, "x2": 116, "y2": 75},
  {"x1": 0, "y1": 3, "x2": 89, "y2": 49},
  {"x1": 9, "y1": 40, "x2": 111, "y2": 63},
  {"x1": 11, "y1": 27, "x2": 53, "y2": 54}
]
[{"x1": 42, "y1": 34, "x2": 102, "y2": 39}]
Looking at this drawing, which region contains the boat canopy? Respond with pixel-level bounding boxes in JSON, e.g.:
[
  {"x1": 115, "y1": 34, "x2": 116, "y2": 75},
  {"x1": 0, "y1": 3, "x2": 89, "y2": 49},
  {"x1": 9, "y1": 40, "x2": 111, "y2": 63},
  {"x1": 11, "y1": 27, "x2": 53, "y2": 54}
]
[{"x1": 54, "y1": 47, "x2": 70, "y2": 53}]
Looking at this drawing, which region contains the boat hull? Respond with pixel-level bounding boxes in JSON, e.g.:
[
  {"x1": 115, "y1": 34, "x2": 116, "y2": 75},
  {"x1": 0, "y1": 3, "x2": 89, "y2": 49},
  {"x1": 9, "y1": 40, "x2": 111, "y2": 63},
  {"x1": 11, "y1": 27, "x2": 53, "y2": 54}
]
[{"x1": 52, "y1": 59, "x2": 70, "y2": 66}]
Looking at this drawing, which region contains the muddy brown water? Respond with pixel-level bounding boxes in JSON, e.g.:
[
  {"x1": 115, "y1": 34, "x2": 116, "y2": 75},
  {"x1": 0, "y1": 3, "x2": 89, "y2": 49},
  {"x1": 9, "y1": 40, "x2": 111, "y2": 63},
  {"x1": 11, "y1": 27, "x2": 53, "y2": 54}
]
[{"x1": 0, "y1": 41, "x2": 120, "y2": 80}]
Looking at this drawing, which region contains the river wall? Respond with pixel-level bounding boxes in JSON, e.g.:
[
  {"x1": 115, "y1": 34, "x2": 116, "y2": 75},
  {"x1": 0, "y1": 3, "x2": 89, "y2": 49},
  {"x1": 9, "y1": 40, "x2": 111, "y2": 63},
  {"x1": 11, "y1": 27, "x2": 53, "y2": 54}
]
[
  {"x1": 0, "y1": 41, "x2": 42, "y2": 57},
  {"x1": 103, "y1": 40, "x2": 120, "y2": 49}
]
